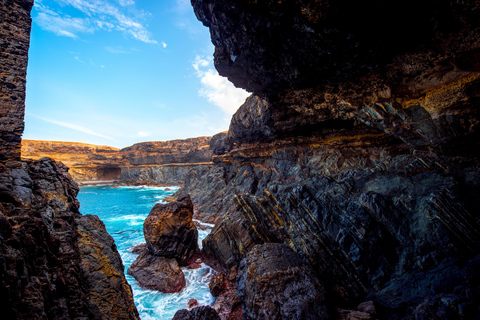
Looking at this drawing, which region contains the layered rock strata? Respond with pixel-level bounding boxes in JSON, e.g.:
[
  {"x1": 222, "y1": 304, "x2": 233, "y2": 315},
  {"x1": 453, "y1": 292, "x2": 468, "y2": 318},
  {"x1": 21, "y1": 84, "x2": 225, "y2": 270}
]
[
  {"x1": 172, "y1": 1, "x2": 480, "y2": 319},
  {"x1": 22, "y1": 136, "x2": 222, "y2": 185},
  {"x1": 144, "y1": 195, "x2": 199, "y2": 266}
]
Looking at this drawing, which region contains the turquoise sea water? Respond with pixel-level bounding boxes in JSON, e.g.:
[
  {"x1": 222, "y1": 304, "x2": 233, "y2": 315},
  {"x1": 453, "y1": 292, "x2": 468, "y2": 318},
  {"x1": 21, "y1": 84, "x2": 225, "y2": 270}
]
[{"x1": 78, "y1": 185, "x2": 215, "y2": 320}]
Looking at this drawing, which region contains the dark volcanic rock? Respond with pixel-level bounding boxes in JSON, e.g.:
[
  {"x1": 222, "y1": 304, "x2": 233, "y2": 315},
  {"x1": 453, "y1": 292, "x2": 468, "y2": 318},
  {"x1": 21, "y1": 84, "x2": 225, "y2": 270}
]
[
  {"x1": 0, "y1": 0, "x2": 33, "y2": 161},
  {"x1": 144, "y1": 195, "x2": 199, "y2": 265},
  {"x1": 237, "y1": 243, "x2": 328, "y2": 320},
  {"x1": 192, "y1": 0, "x2": 480, "y2": 96},
  {"x1": 127, "y1": 246, "x2": 186, "y2": 293},
  {"x1": 172, "y1": 306, "x2": 221, "y2": 320},
  {"x1": 0, "y1": 159, "x2": 140, "y2": 320},
  {"x1": 77, "y1": 214, "x2": 139, "y2": 319}
]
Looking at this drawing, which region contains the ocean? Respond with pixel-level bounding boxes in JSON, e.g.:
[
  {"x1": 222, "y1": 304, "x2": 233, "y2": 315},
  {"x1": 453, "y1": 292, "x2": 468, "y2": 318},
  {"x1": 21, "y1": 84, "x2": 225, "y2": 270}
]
[{"x1": 78, "y1": 185, "x2": 215, "y2": 320}]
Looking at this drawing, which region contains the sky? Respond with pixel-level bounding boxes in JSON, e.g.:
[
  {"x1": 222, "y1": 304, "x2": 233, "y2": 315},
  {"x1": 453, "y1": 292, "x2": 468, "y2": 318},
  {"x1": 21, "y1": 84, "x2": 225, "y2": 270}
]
[{"x1": 24, "y1": 0, "x2": 250, "y2": 148}]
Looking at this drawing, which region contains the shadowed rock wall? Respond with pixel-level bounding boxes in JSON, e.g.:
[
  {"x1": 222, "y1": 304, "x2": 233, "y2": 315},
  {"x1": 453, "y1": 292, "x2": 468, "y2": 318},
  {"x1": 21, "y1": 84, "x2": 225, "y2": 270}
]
[{"x1": 0, "y1": 0, "x2": 33, "y2": 161}]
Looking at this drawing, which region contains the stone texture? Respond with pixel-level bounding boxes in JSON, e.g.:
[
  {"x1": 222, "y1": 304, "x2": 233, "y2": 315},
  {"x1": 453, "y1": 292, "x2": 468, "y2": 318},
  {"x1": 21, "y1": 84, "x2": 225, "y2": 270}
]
[
  {"x1": 237, "y1": 243, "x2": 328, "y2": 320},
  {"x1": 0, "y1": 0, "x2": 33, "y2": 161},
  {"x1": 192, "y1": 0, "x2": 480, "y2": 96},
  {"x1": 172, "y1": 306, "x2": 221, "y2": 320},
  {"x1": 144, "y1": 195, "x2": 199, "y2": 265},
  {"x1": 77, "y1": 214, "x2": 139, "y2": 319},
  {"x1": 0, "y1": 159, "x2": 140, "y2": 320},
  {"x1": 127, "y1": 246, "x2": 186, "y2": 293}
]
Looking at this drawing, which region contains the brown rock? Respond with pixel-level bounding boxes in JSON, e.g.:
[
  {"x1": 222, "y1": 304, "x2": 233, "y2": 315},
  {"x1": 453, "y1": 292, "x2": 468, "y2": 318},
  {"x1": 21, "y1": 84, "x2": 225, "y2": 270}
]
[
  {"x1": 357, "y1": 301, "x2": 376, "y2": 315},
  {"x1": 212, "y1": 290, "x2": 243, "y2": 320},
  {"x1": 336, "y1": 308, "x2": 372, "y2": 320},
  {"x1": 209, "y1": 272, "x2": 229, "y2": 297},
  {"x1": 127, "y1": 247, "x2": 186, "y2": 293},
  {"x1": 143, "y1": 195, "x2": 199, "y2": 265},
  {"x1": 77, "y1": 214, "x2": 139, "y2": 319},
  {"x1": 172, "y1": 306, "x2": 221, "y2": 320},
  {"x1": 187, "y1": 299, "x2": 199, "y2": 309}
]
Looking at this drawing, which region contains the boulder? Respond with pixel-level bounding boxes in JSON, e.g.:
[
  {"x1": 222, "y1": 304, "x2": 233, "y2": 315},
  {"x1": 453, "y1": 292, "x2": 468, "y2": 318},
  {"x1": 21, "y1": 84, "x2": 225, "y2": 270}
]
[
  {"x1": 237, "y1": 243, "x2": 328, "y2": 320},
  {"x1": 143, "y1": 195, "x2": 199, "y2": 265},
  {"x1": 172, "y1": 306, "x2": 221, "y2": 320},
  {"x1": 127, "y1": 247, "x2": 185, "y2": 293}
]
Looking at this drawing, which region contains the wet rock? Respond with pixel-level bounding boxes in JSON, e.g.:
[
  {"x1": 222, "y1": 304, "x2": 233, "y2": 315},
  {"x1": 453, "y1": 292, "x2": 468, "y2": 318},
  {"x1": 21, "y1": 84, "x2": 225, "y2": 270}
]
[
  {"x1": 212, "y1": 290, "x2": 243, "y2": 320},
  {"x1": 209, "y1": 272, "x2": 229, "y2": 297},
  {"x1": 143, "y1": 195, "x2": 199, "y2": 265},
  {"x1": 127, "y1": 247, "x2": 185, "y2": 293},
  {"x1": 187, "y1": 299, "x2": 199, "y2": 309},
  {"x1": 172, "y1": 306, "x2": 221, "y2": 320},
  {"x1": 237, "y1": 243, "x2": 328, "y2": 320}
]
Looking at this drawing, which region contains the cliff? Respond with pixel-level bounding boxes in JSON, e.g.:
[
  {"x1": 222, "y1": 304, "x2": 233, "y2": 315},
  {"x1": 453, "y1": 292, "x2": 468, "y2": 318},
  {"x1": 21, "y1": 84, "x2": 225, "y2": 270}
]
[
  {"x1": 0, "y1": 1, "x2": 140, "y2": 319},
  {"x1": 21, "y1": 135, "x2": 223, "y2": 185},
  {"x1": 170, "y1": 1, "x2": 480, "y2": 318}
]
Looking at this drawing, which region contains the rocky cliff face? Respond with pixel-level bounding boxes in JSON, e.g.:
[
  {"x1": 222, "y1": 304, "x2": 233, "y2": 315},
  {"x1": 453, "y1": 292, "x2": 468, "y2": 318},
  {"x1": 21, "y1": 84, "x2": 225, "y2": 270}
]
[
  {"x1": 0, "y1": 2, "x2": 140, "y2": 319},
  {"x1": 22, "y1": 136, "x2": 218, "y2": 184},
  {"x1": 0, "y1": 0, "x2": 33, "y2": 161},
  {"x1": 22, "y1": 140, "x2": 124, "y2": 181},
  {"x1": 173, "y1": 1, "x2": 480, "y2": 318}
]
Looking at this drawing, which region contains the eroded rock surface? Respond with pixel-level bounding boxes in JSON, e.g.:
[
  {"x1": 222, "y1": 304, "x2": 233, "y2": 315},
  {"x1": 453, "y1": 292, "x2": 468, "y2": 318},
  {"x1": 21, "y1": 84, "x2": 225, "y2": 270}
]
[
  {"x1": 0, "y1": 159, "x2": 140, "y2": 320},
  {"x1": 237, "y1": 243, "x2": 328, "y2": 320},
  {"x1": 0, "y1": 0, "x2": 33, "y2": 161},
  {"x1": 172, "y1": 306, "x2": 221, "y2": 320},
  {"x1": 77, "y1": 214, "x2": 139, "y2": 319},
  {"x1": 127, "y1": 246, "x2": 186, "y2": 293},
  {"x1": 144, "y1": 195, "x2": 199, "y2": 265}
]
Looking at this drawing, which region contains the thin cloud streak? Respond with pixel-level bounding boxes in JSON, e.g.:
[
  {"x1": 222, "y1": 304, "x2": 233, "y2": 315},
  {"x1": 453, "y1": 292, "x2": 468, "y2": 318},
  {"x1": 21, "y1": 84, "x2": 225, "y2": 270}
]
[
  {"x1": 32, "y1": 115, "x2": 117, "y2": 141},
  {"x1": 34, "y1": 0, "x2": 158, "y2": 44}
]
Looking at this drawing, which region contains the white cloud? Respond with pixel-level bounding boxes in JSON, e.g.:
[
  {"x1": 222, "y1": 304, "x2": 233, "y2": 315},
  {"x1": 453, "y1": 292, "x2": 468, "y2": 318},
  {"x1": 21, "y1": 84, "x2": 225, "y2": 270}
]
[
  {"x1": 137, "y1": 131, "x2": 150, "y2": 138},
  {"x1": 193, "y1": 55, "x2": 250, "y2": 115},
  {"x1": 34, "y1": 0, "x2": 157, "y2": 44},
  {"x1": 33, "y1": 115, "x2": 116, "y2": 141},
  {"x1": 161, "y1": 41, "x2": 167, "y2": 48},
  {"x1": 35, "y1": 7, "x2": 93, "y2": 38},
  {"x1": 118, "y1": 0, "x2": 134, "y2": 6}
]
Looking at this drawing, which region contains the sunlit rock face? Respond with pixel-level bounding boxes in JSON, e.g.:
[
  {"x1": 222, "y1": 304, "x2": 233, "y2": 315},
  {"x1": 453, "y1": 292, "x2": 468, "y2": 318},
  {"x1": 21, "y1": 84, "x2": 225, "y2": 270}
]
[
  {"x1": 22, "y1": 136, "x2": 222, "y2": 184},
  {"x1": 182, "y1": 1, "x2": 480, "y2": 318}
]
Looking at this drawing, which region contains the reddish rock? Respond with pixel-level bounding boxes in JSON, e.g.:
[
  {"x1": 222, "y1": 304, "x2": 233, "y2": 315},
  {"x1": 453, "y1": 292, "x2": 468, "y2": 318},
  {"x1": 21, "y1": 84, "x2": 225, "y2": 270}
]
[
  {"x1": 212, "y1": 290, "x2": 243, "y2": 320},
  {"x1": 144, "y1": 195, "x2": 199, "y2": 265},
  {"x1": 357, "y1": 301, "x2": 376, "y2": 316},
  {"x1": 187, "y1": 299, "x2": 199, "y2": 309},
  {"x1": 127, "y1": 248, "x2": 186, "y2": 293},
  {"x1": 209, "y1": 272, "x2": 229, "y2": 297},
  {"x1": 336, "y1": 308, "x2": 372, "y2": 320},
  {"x1": 172, "y1": 306, "x2": 221, "y2": 320}
]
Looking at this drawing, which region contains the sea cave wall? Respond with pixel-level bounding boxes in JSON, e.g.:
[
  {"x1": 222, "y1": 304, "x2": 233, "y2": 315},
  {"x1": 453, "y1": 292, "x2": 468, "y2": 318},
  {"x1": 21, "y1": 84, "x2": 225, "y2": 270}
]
[
  {"x1": 0, "y1": 1, "x2": 140, "y2": 319},
  {"x1": 172, "y1": 0, "x2": 480, "y2": 318}
]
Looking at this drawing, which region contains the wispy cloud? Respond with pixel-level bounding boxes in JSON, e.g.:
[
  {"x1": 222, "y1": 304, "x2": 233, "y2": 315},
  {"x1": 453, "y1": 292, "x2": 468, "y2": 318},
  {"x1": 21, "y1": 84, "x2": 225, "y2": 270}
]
[
  {"x1": 34, "y1": 0, "x2": 160, "y2": 44},
  {"x1": 193, "y1": 55, "x2": 250, "y2": 115},
  {"x1": 32, "y1": 115, "x2": 117, "y2": 141}
]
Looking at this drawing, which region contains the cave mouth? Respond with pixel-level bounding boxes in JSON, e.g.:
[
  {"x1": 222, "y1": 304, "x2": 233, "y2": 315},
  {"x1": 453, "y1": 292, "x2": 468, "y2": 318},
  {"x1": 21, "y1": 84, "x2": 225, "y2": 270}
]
[{"x1": 97, "y1": 166, "x2": 121, "y2": 180}]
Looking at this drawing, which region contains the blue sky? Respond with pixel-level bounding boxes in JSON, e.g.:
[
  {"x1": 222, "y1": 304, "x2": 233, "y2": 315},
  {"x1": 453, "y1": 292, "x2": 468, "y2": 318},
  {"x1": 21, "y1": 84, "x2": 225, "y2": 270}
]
[{"x1": 24, "y1": 0, "x2": 250, "y2": 148}]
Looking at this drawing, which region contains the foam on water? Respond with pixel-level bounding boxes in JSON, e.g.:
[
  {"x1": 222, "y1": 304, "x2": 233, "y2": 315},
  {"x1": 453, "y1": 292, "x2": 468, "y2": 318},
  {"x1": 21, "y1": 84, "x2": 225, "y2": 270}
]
[{"x1": 78, "y1": 185, "x2": 214, "y2": 320}]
